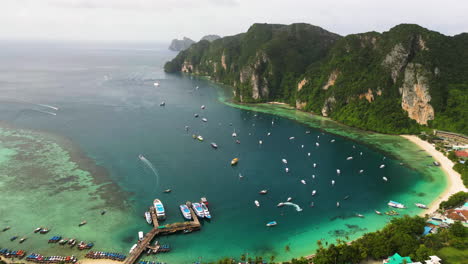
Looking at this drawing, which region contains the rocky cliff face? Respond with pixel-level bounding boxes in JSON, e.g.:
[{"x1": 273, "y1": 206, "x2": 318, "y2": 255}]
[
  {"x1": 201, "y1": 35, "x2": 221, "y2": 42},
  {"x1": 169, "y1": 37, "x2": 195, "y2": 51},
  {"x1": 165, "y1": 23, "x2": 468, "y2": 134}
]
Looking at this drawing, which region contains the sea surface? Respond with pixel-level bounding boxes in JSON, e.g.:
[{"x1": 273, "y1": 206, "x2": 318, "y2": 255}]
[{"x1": 0, "y1": 41, "x2": 446, "y2": 263}]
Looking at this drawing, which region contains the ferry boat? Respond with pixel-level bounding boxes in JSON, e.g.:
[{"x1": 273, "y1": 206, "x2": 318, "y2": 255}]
[
  {"x1": 210, "y1": 142, "x2": 218, "y2": 149},
  {"x1": 153, "y1": 199, "x2": 166, "y2": 220},
  {"x1": 145, "y1": 211, "x2": 152, "y2": 224},
  {"x1": 266, "y1": 221, "x2": 277, "y2": 227},
  {"x1": 231, "y1": 158, "x2": 239, "y2": 166},
  {"x1": 201, "y1": 203, "x2": 211, "y2": 219},
  {"x1": 191, "y1": 203, "x2": 205, "y2": 218},
  {"x1": 415, "y1": 203, "x2": 428, "y2": 209},
  {"x1": 179, "y1": 204, "x2": 192, "y2": 220},
  {"x1": 388, "y1": 200, "x2": 406, "y2": 209}
]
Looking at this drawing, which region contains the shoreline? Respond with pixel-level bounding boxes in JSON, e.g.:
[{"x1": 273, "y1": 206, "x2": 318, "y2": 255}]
[{"x1": 401, "y1": 135, "x2": 467, "y2": 216}]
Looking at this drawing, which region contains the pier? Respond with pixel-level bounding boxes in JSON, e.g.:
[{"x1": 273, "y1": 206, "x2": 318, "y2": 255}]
[{"x1": 123, "y1": 202, "x2": 201, "y2": 264}]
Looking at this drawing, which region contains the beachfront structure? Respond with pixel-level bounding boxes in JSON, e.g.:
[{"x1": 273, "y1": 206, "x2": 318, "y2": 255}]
[
  {"x1": 383, "y1": 253, "x2": 413, "y2": 264},
  {"x1": 411, "y1": 255, "x2": 442, "y2": 264},
  {"x1": 434, "y1": 130, "x2": 468, "y2": 145}
]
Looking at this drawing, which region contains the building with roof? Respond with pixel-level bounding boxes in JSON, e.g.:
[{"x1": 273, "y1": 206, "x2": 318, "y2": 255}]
[{"x1": 383, "y1": 253, "x2": 413, "y2": 264}]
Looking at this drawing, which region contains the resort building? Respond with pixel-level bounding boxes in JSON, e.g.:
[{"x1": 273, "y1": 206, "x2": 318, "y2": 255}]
[
  {"x1": 411, "y1": 255, "x2": 442, "y2": 264},
  {"x1": 383, "y1": 254, "x2": 442, "y2": 264}
]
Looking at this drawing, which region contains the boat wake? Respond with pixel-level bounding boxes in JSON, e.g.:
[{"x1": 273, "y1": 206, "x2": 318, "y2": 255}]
[
  {"x1": 283, "y1": 202, "x2": 303, "y2": 212},
  {"x1": 34, "y1": 109, "x2": 57, "y2": 116},
  {"x1": 138, "y1": 154, "x2": 160, "y2": 186},
  {"x1": 37, "y1": 104, "x2": 59, "y2": 111}
]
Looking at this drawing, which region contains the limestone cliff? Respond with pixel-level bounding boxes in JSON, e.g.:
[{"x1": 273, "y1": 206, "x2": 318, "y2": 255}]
[{"x1": 169, "y1": 37, "x2": 195, "y2": 51}]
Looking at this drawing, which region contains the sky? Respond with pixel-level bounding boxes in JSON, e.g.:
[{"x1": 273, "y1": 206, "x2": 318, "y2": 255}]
[{"x1": 1, "y1": 0, "x2": 467, "y2": 42}]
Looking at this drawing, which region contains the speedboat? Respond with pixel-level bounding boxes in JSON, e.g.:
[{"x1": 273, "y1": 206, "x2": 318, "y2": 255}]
[
  {"x1": 313, "y1": 163, "x2": 317, "y2": 168},
  {"x1": 388, "y1": 200, "x2": 406, "y2": 209},
  {"x1": 266, "y1": 221, "x2": 277, "y2": 227},
  {"x1": 2, "y1": 226, "x2": 10, "y2": 232},
  {"x1": 254, "y1": 200, "x2": 260, "y2": 207},
  {"x1": 259, "y1": 190, "x2": 268, "y2": 194},
  {"x1": 164, "y1": 189, "x2": 172, "y2": 193},
  {"x1": 305, "y1": 131, "x2": 311, "y2": 134},
  {"x1": 336, "y1": 169, "x2": 341, "y2": 174},
  {"x1": 267, "y1": 132, "x2": 271, "y2": 136},
  {"x1": 331, "y1": 180, "x2": 335, "y2": 186},
  {"x1": 197, "y1": 135, "x2": 204, "y2": 141},
  {"x1": 201, "y1": 203, "x2": 211, "y2": 219},
  {"x1": 312, "y1": 174, "x2": 315, "y2": 179},
  {"x1": 145, "y1": 211, "x2": 152, "y2": 224},
  {"x1": 336, "y1": 202, "x2": 340, "y2": 207},
  {"x1": 344, "y1": 195, "x2": 350, "y2": 200},
  {"x1": 201, "y1": 105, "x2": 206, "y2": 109},
  {"x1": 34, "y1": 227, "x2": 42, "y2": 233},
  {"x1": 375, "y1": 210, "x2": 382, "y2": 215},
  {"x1": 301, "y1": 144, "x2": 304, "y2": 148},
  {"x1": 287, "y1": 197, "x2": 292, "y2": 202},
  {"x1": 231, "y1": 158, "x2": 239, "y2": 166},
  {"x1": 39, "y1": 228, "x2": 50, "y2": 234},
  {"x1": 383, "y1": 177, "x2": 388, "y2": 182},
  {"x1": 10, "y1": 236, "x2": 18, "y2": 241},
  {"x1": 359, "y1": 169, "x2": 364, "y2": 173},
  {"x1": 310, "y1": 202, "x2": 315, "y2": 207},
  {"x1": 285, "y1": 167, "x2": 289, "y2": 173},
  {"x1": 232, "y1": 130, "x2": 237, "y2": 137},
  {"x1": 211, "y1": 142, "x2": 218, "y2": 149},
  {"x1": 315, "y1": 142, "x2": 320, "y2": 147},
  {"x1": 346, "y1": 156, "x2": 353, "y2": 160},
  {"x1": 308, "y1": 152, "x2": 311, "y2": 156},
  {"x1": 301, "y1": 179, "x2": 306, "y2": 185},
  {"x1": 415, "y1": 203, "x2": 428, "y2": 209},
  {"x1": 282, "y1": 158, "x2": 288, "y2": 164},
  {"x1": 129, "y1": 244, "x2": 137, "y2": 253},
  {"x1": 154, "y1": 82, "x2": 160, "y2": 87},
  {"x1": 78, "y1": 220, "x2": 87, "y2": 227},
  {"x1": 380, "y1": 164, "x2": 386, "y2": 169},
  {"x1": 179, "y1": 204, "x2": 192, "y2": 220},
  {"x1": 433, "y1": 161, "x2": 440, "y2": 166},
  {"x1": 19, "y1": 237, "x2": 27, "y2": 243},
  {"x1": 192, "y1": 203, "x2": 205, "y2": 218},
  {"x1": 202, "y1": 118, "x2": 208, "y2": 122},
  {"x1": 160, "y1": 101, "x2": 165, "y2": 106},
  {"x1": 331, "y1": 139, "x2": 335, "y2": 142},
  {"x1": 312, "y1": 190, "x2": 317, "y2": 196},
  {"x1": 194, "y1": 113, "x2": 199, "y2": 118},
  {"x1": 153, "y1": 199, "x2": 166, "y2": 220},
  {"x1": 289, "y1": 136, "x2": 295, "y2": 140},
  {"x1": 235, "y1": 140, "x2": 241, "y2": 144},
  {"x1": 356, "y1": 214, "x2": 364, "y2": 218},
  {"x1": 277, "y1": 202, "x2": 285, "y2": 207},
  {"x1": 259, "y1": 140, "x2": 263, "y2": 145}
]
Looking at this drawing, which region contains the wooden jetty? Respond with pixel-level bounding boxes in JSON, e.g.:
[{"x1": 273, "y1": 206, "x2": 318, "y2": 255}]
[{"x1": 123, "y1": 201, "x2": 201, "y2": 264}]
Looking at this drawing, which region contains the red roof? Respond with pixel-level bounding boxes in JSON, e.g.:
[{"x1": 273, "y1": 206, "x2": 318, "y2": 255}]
[{"x1": 455, "y1": 150, "x2": 468, "y2": 157}]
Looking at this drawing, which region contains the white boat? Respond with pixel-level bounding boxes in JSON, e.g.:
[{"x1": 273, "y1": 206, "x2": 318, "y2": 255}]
[
  {"x1": 356, "y1": 214, "x2": 364, "y2": 218},
  {"x1": 201, "y1": 105, "x2": 206, "y2": 109},
  {"x1": 211, "y1": 142, "x2": 218, "y2": 149},
  {"x1": 415, "y1": 203, "x2": 428, "y2": 209},
  {"x1": 266, "y1": 221, "x2": 277, "y2": 227},
  {"x1": 259, "y1": 190, "x2": 268, "y2": 194},
  {"x1": 259, "y1": 140, "x2": 263, "y2": 145},
  {"x1": 359, "y1": 169, "x2": 364, "y2": 173},
  {"x1": 129, "y1": 244, "x2": 137, "y2": 253},
  {"x1": 289, "y1": 136, "x2": 295, "y2": 140},
  {"x1": 202, "y1": 118, "x2": 208, "y2": 122},
  {"x1": 312, "y1": 190, "x2": 317, "y2": 196},
  {"x1": 336, "y1": 202, "x2": 340, "y2": 207},
  {"x1": 287, "y1": 197, "x2": 292, "y2": 202},
  {"x1": 312, "y1": 174, "x2": 315, "y2": 179},
  {"x1": 179, "y1": 204, "x2": 192, "y2": 220},
  {"x1": 336, "y1": 169, "x2": 341, "y2": 174},
  {"x1": 254, "y1": 200, "x2": 260, "y2": 207},
  {"x1": 308, "y1": 153, "x2": 311, "y2": 156},
  {"x1": 194, "y1": 113, "x2": 199, "y2": 118},
  {"x1": 330, "y1": 139, "x2": 335, "y2": 142},
  {"x1": 305, "y1": 131, "x2": 311, "y2": 134},
  {"x1": 388, "y1": 200, "x2": 406, "y2": 209},
  {"x1": 379, "y1": 164, "x2": 386, "y2": 169},
  {"x1": 331, "y1": 180, "x2": 335, "y2": 186},
  {"x1": 375, "y1": 210, "x2": 382, "y2": 215},
  {"x1": 154, "y1": 82, "x2": 160, "y2": 87},
  {"x1": 201, "y1": 203, "x2": 211, "y2": 219},
  {"x1": 267, "y1": 132, "x2": 271, "y2": 136},
  {"x1": 346, "y1": 156, "x2": 353, "y2": 160},
  {"x1": 197, "y1": 135, "x2": 204, "y2": 141},
  {"x1": 315, "y1": 142, "x2": 320, "y2": 147},
  {"x1": 277, "y1": 202, "x2": 285, "y2": 207},
  {"x1": 285, "y1": 167, "x2": 289, "y2": 173},
  {"x1": 383, "y1": 177, "x2": 388, "y2": 182},
  {"x1": 313, "y1": 163, "x2": 317, "y2": 168},
  {"x1": 153, "y1": 199, "x2": 166, "y2": 220},
  {"x1": 145, "y1": 211, "x2": 152, "y2": 224},
  {"x1": 301, "y1": 179, "x2": 306, "y2": 185},
  {"x1": 360, "y1": 152, "x2": 363, "y2": 155},
  {"x1": 301, "y1": 144, "x2": 304, "y2": 148},
  {"x1": 232, "y1": 130, "x2": 237, "y2": 137},
  {"x1": 138, "y1": 231, "x2": 144, "y2": 240},
  {"x1": 192, "y1": 203, "x2": 205, "y2": 218},
  {"x1": 160, "y1": 101, "x2": 165, "y2": 106}
]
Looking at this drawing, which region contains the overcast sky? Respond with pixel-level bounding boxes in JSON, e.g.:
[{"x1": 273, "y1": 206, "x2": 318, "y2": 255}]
[{"x1": 1, "y1": 0, "x2": 466, "y2": 42}]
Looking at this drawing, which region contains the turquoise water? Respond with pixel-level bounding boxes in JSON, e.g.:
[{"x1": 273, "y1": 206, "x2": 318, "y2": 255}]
[{"x1": 0, "y1": 42, "x2": 446, "y2": 263}]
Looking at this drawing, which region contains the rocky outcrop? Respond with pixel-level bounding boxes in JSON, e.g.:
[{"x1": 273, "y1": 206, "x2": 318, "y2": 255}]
[
  {"x1": 323, "y1": 70, "x2": 339, "y2": 90},
  {"x1": 201, "y1": 35, "x2": 221, "y2": 42},
  {"x1": 359, "y1": 89, "x2": 375, "y2": 103},
  {"x1": 400, "y1": 63, "x2": 434, "y2": 125},
  {"x1": 169, "y1": 37, "x2": 195, "y2": 51},
  {"x1": 297, "y1": 78, "x2": 308, "y2": 91},
  {"x1": 221, "y1": 52, "x2": 227, "y2": 70},
  {"x1": 296, "y1": 100, "x2": 307, "y2": 110},
  {"x1": 382, "y1": 43, "x2": 410, "y2": 83},
  {"x1": 239, "y1": 51, "x2": 270, "y2": 100},
  {"x1": 321, "y1": 96, "x2": 336, "y2": 116},
  {"x1": 181, "y1": 61, "x2": 194, "y2": 73}
]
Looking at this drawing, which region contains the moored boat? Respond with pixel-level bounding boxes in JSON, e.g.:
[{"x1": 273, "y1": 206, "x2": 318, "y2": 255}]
[
  {"x1": 433, "y1": 161, "x2": 440, "y2": 166},
  {"x1": 211, "y1": 142, "x2": 218, "y2": 149},
  {"x1": 163, "y1": 189, "x2": 171, "y2": 193},
  {"x1": 277, "y1": 202, "x2": 285, "y2": 207},
  {"x1": 388, "y1": 200, "x2": 406, "y2": 209},
  {"x1": 153, "y1": 199, "x2": 166, "y2": 220},
  {"x1": 201, "y1": 203, "x2": 211, "y2": 219},
  {"x1": 191, "y1": 203, "x2": 205, "y2": 218},
  {"x1": 179, "y1": 204, "x2": 192, "y2": 220},
  {"x1": 375, "y1": 210, "x2": 382, "y2": 215},
  {"x1": 202, "y1": 118, "x2": 208, "y2": 122},
  {"x1": 34, "y1": 227, "x2": 42, "y2": 233},
  {"x1": 254, "y1": 200, "x2": 260, "y2": 207},
  {"x1": 356, "y1": 214, "x2": 364, "y2": 218},
  {"x1": 2, "y1": 226, "x2": 10, "y2": 232},
  {"x1": 231, "y1": 158, "x2": 239, "y2": 166},
  {"x1": 200, "y1": 197, "x2": 209, "y2": 207},
  {"x1": 78, "y1": 220, "x2": 87, "y2": 227},
  {"x1": 19, "y1": 237, "x2": 27, "y2": 243},
  {"x1": 197, "y1": 135, "x2": 204, "y2": 141},
  {"x1": 145, "y1": 211, "x2": 152, "y2": 224},
  {"x1": 415, "y1": 203, "x2": 428, "y2": 209},
  {"x1": 259, "y1": 190, "x2": 268, "y2": 194},
  {"x1": 266, "y1": 221, "x2": 277, "y2": 227},
  {"x1": 312, "y1": 190, "x2": 317, "y2": 196}
]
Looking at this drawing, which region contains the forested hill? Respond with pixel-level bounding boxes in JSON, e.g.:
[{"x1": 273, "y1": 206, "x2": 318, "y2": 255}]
[{"x1": 164, "y1": 23, "x2": 468, "y2": 135}]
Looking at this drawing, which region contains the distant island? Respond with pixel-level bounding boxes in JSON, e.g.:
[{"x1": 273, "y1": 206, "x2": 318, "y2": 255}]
[
  {"x1": 165, "y1": 23, "x2": 468, "y2": 135},
  {"x1": 168, "y1": 35, "x2": 221, "y2": 51}
]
